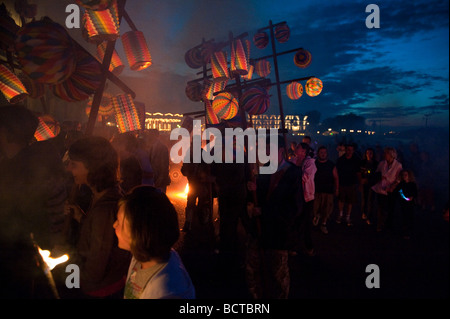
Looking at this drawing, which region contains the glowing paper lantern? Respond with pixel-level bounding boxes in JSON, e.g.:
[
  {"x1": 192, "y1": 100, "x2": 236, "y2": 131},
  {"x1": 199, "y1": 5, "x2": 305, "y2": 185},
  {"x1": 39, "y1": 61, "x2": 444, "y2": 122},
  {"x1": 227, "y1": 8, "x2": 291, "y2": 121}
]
[
  {"x1": 294, "y1": 49, "x2": 312, "y2": 69},
  {"x1": 122, "y1": 30, "x2": 152, "y2": 71},
  {"x1": 40, "y1": 114, "x2": 61, "y2": 136},
  {"x1": 96, "y1": 41, "x2": 124, "y2": 75},
  {"x1": 212, "y1": 92, "x2": 238, "y2": 120},
  {"x1": 0, "y1": 65, "x2": 28, "y2": 104},
  {"x1": 305, "y1": 77, "x2": 323, "y2": 97},
  {"x1": 34, "y1": 117, "x2": 55, "y2": 141},
  {"x1": 211, "y1": 51, "x2": 229, "y2": 83},
  {"x1": 15, "y1": 18, "x2": 76, "y2": 84},
  {"x1": 241, "y1": 86, "x2": 270, "y2": 115},
  {"x1": 52, "y1": 48, "x2": 102, "y2": 102},
  {"x1": 205, "y1": 99, "x2": 220, "y2": 125},
  {"x1": 253, "y1": 32, "x2": 268, "y2": 49},
  {"x1": 286, "y1": 82, "x2": 303, "y2": 100},
  {"x1": 202, "y1": 79, "x2": 228, "y2": 101},
  {"x1": 242, "y1": 64, "x2": 254, "y2": 81},
  {"x1": 230, "y1": 39, "x2": 248, "y2": 75},
  {"x1": 76, "y1": 0, "x2": 112, "y2": 10},
  {"x1": 255, "y1": 59, "x2": 271, "y2": 78},
  {"x1": 87, "y1": 92, "x2": 114, "y2": 116},
  {"x1": 275, "y1": 23, "x2": 290, "y2": 43},
  {"x1": 83, "y1": 0, "x2": 120, "y2": 43},
  {"x1": 112, "y1": 94, "x2": 142, "y2": 133},
  {"x1": 185, "y1": 81, "x2": 203, "y2": 102}
]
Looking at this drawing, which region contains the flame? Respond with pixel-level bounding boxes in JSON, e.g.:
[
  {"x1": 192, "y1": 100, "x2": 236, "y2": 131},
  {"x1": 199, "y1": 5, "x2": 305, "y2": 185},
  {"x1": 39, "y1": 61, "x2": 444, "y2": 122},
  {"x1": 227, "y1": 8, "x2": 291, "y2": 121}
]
[
  {"x1": 38, "y1": 248, "x2": 69, "y2": 270},
  {"x1": 174, "y1": 183, "x2": 189, "y2": 199}
]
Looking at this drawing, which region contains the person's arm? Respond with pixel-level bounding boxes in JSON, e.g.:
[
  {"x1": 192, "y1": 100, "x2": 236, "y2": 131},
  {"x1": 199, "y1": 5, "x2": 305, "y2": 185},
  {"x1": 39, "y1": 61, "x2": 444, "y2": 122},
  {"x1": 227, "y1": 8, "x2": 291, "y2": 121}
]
[{"x1": 333, "y1": 166, "x2": 339, "y2": 197}]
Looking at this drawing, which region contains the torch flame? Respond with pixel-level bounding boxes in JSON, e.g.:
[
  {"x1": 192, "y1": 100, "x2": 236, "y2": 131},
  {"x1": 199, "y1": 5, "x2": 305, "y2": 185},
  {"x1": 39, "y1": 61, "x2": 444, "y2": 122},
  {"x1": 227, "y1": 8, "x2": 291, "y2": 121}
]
[{"x1": 38, "y1": 248, "x2": 69, "y2": 270}]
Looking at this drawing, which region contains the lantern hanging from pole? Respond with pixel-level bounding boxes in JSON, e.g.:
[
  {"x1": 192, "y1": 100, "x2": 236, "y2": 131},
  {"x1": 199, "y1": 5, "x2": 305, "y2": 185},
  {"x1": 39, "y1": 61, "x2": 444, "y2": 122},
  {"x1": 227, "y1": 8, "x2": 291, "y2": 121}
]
[
  {"x1": 241, "y1": 86, "x2": 270, "y2": 115},
  {"x1": 275, "y1": 23, "x2": 290, "y2": 43},
  {"x1": 230, "y1": 39, "x2": 248, "y2": 76},
  {"x1": 34, "y1": 117, "x2": 55, "y2": 141},
  {"x1": 255, "y1": 59, "x2": 271, "y2": 78},
  {"x1": 205, "y1": 99, "x2": 220, "y2": 125},
  {"x1": 211, "y1": 51, "x2": 229, "y2": 83},
  {"x1": 253, "y1": 32, "x2": 268, "y2": 49},
  {"x1": 121, "y1": 30, "x2": 152, "y2": 71},
  {"x1": 0, "y1": 65, "x2": 28, "y2": 104},
  {"x1": 184, "y1": 47, "x2": 203, "y2": 69},
  {"x1": 202, "y1": 79, "x2": 228, "y2": 101},
  {"x1": 305, "y1": 77, "x2": 323, "y2": 97},
  {"x1": 242, "y1": 64, "x2": 254, "y2": 81},
  {"x1": 112, "y1": 94, "x2": 142, "y2": 133},
  {"x1": 87, "y1": 92, "x2": 114, "y2": 116},
  {"x1": 83, "y1": 0, "x2": 120, "y2": 44},
  {"x1": 96, "y1": 41, "x2": 124, "y2": 75},
  {"x1": 76, "y1": 0, "x2": 112, "y2": 11},
  {"x1": 212, "y1": 92, "x2": 238, "y2": 120},
  {"x1": 286, "y1": 81, "x2": 303, "y2": 100},
  {"x1": 294, "y1": 48, "x2": 312, "y2": 69}
]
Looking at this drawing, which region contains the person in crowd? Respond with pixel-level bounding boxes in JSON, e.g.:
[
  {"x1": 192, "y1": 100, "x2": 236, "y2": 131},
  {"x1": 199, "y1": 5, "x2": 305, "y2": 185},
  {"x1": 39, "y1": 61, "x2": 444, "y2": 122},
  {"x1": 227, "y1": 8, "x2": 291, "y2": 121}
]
[
  {"x1": 144, "y1": 129, "x2": 171, "y2": 193},
  {"x1": 313, "y1": 146, "x2": 339, "y2": 234},
  {"x1": 394, "y1": 169, "x2": 418, "y2": 239},
  {"x1": 360, "y1": 147, "x2": 379, "y2": 224},
  {"x1": 66, "y1": 136, "x2": 131, "y2": 298},
  {"x1": 302, "y1": 135, "x2": 315, "y2": 158},
  {"x1": 371, "y1": 147, "x2": 403, "y2": 232},
  {"x1": 287, "y1": 140, "x2": 297, "y2": 160},
  {"x1": 336, "y1": 142, "x2": 346, "y2": 159},
  {"x1": 0, "y1": 105, "x2": 67, "y2": 298},
  {"x1": 255, "y1": 135, "x2": 301, "y2": 298},
  {"x1": 114, "y1": 186, "x2": 195, "y2": 299},
  {"x1": 336, "y1": 143, "x2": 361, "y2": 226}
]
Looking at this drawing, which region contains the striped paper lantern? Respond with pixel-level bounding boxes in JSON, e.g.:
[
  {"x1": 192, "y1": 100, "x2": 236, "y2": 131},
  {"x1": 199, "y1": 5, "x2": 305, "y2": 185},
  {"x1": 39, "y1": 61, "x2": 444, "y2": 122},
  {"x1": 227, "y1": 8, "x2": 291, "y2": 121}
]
[
  {"x1": 305, "y1": 77, "x2": 323, "y2": 97},
  {"x1": 275, "y1": 23, "x2": 290, "y2": 43},
  {"x1": 253, "y1": 32, "x2": 268, "y2": 49},
  {"x1": 15, "y1": 18, "x2": 76, "y2": 84},
  {"x1": 122, "y1": 30, "x2": 152, "y2": 71},
  {"x1": 185, "y1": 81, "x2": 203, "y2": 102},
  {"x1": 294, "y1": 48, "x2": 312, "y2": 69},
  {"x1": 241, "y1": 86, "x2": 270, "y2": 115},
  {"x1": 286, "y1": 82, "x2": 303, "y2": 100},
  {"x1": 112, "y1": 94, "x2": 142, "y2": 133},
  {"x1": 87, "y1": 93, "x2": 114, "y2": 117},
  {"x1": 96, "y1": 41, "x2": 124, "y2": 75},
  {"x1": 184, "y1": 47, "x2": 203, "y2": 69},
  {"x1": 205, "y1": 99, "x2": 220, "y2": 125},
  {"x1": 76, "y1": 0, "x2": 112, "y2": 10},
  {"x1": 202, "y1": 79, "x2": 228, "y2": 101},
  {"x1": 242, "y1": 64, "x2": 254, "y2": 81},
  {"x1": 211, "y1": 51, "x2": 229, "y2": 83},
  {"x1": 230, "y1": 39, "x2": 248, "y2": 76},
  {"x1": 52, "y1": 48, "x2": 102, "y2": 102},
  {"x1": 0, "y1": 65, "x2": 28, "y2": 104},
  {"x1": 83, "y1": 0, "x2": 120, "y2": 43},
  {"x1": 212, "y1": 92, "x2": 238, "y2": 120},
  {"x1": 34, "y1": 117, "x2": 55, "y2": 141},
  {"x1": 255, "y1": 59, "x2": 271, "y2": 78}
]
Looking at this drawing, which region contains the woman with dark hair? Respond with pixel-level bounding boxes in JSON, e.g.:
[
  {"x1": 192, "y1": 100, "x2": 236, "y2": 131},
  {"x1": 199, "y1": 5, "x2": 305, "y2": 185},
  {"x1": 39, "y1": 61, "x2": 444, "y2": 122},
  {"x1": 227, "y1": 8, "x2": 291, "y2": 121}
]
[
  {"x1": 114, "y1": 186, "x2": 195, "y2": 299},
  {"x1": 66, "y1": 136, "x2": 131, "y2": 298}
]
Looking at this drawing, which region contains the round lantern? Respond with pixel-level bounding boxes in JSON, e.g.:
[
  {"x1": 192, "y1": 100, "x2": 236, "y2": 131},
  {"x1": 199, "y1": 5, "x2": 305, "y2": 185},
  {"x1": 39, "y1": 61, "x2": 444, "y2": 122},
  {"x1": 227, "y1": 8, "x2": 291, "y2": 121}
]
[
  {"x1": 255, "y1": 59, "x2": 271, "y2": 78},
  {"x1": 286, "y1": 82, "x2": 303, "y2": 100},
  {"x1": 82, "y1": 0, "x2": 120, "y2": 43},
  {"x1": 275, "y1": 23, "x2": 290, "y2": 43},
  {"x1": 230, "y1": 39, "x2": 248, "y2": 76},
  {"x1": 87, "y1": 92, "x2": 114, "y2": 116},
  {"x1": 205, "y1": 99, "x2": 220, "y2": 125},
  {"x1": 212, "y1": 92, "x2": 238, "y2": 120},
  {"x1": 241, "y1": 86, "x2": 270, "y2": 115},
  {"x1": 305, "y1": 77, "x2": 323, "y2": 97},
  {"x1": 0, "y1": 65, "x2": 28, "y2": 104},
  {"x1": 122, "y1": 30, "x2": 152, "y2": 71},
  {"x1": 52, "y1": 48, "x2": 102, "y2": 102},
  {"x1": 15, "y1": 18, "x2": 76, "y2": 84},
  {"x1": 184, "y1": 47, "x2": 203, "y2": 69},
  {"x1": 76, "y1": 0, "x2": 112, "y2": 10},
  {"x1": 211, "y1": 51, "x2": 230, "y2": 83},
  {"x1": 96, "y1": 41, "x2": 124, "y2": 75},
  {"x1": 185, "y1": 81, "x2": 203, "y2": 102},
  {"x1": 294, "y1": 49, "x2": 312, "y2": 69},
  {"x1": 253, "y1": 32, "x2": 268, "y2": 49}
]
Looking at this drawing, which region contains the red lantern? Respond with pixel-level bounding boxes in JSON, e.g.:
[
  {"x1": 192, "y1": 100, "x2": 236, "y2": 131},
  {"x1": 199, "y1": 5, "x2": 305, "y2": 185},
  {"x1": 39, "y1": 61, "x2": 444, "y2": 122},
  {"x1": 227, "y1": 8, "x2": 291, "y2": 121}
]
[
  {"x1": 83, "y1": 0, "x2": 120, "y2": 43},
  {"x1": 121, "y1": 31, "x2": 152, "y2": 71}
]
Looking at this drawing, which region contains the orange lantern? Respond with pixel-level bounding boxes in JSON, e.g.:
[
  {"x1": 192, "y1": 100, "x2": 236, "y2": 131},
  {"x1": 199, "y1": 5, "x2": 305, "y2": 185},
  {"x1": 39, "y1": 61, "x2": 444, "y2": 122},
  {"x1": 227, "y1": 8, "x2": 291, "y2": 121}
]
[
  {"x1": 230, "y1": 39, "x2": 248, "y2": 75},
  {"x1": 34, "y1": 117, "x2": 56, "y2": 141},
  {"x1": 96, "y1": 41, "x2": 125, "y2": 75},
  {"x1": 0, "y1": 65, "x2": 28, "y2": 104},
  {"x1": 211, "y1": 51, "x2": 229, "y2": 83},
  {"x1": 112, "y1": 94, "x2": 142, "y2": 133},
  {"x1": 121, "y1": 30, "x2": 152, "y2": 71},
  {"x1": 83, "y1": 0, "x2": 120, "y2": 43}
]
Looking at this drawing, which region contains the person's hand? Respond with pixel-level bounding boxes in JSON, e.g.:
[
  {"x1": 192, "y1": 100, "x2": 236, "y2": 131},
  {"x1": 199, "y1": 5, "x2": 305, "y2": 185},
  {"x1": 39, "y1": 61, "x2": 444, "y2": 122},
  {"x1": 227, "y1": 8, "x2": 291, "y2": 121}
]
[{"x1": 64, "y1": 201, "x2": 85, "y2": 223}]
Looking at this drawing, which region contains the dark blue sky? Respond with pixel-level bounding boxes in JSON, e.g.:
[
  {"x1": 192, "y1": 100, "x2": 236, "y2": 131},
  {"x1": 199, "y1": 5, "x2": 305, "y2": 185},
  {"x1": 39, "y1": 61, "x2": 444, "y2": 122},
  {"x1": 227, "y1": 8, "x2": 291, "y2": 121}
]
[{"x1": 25, "y1": 0, "x2": 450, "y2": 129}]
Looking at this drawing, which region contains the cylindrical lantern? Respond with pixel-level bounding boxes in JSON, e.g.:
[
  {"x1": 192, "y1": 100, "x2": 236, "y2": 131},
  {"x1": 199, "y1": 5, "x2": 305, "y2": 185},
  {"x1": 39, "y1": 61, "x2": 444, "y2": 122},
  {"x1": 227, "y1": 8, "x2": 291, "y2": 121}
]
[
  {"x1": 241, "y1": 64, "x2": 254, "y2": 81},
  {"x1": 184, "y1": 47, "x2": 203, "y2": 69},
  {"x1": 286, "y1": 81, "x2": 303, "y2": 100},
  {"x1": 83, "y1": 0, "x2": 120, "y2": 43},
  {"x1": 294, "y1": 48, "x2": 312, "y2": 69},
  {"x1": 52, "y1": 48, "x2": 102, "y2": 102},
  {"x1": 230, "y1": 39, "x2": 248, "y2": 76},
  {"x1": 202, "y1": 79, "x2": 228, "y2": 101},
  {"x1": 0, "y1": 65, "x2": 29, "y2": 104},
  {"x1": 305, "y1": 77, "x2": 323, "y2": 97},
  {"x1": 253, "y1": 32, "x2": 268, "y2": 49},
  {"x1": 112, "y1": 94, "x2": 142, "y2": 133},
  {"x1": 275, "y1": 23, "x2": 290, "y2": 43},
  {"x1": 34, "y1": 117, "x2": 56, "y2": 141},
  {"x1": 211, "y1": 51, "x2": 229, "y2": 83},
  {"x1": 255, "y1": 59, "x2": 271, "y2": 78},
  {"x1": 96, "y1": 41, "x2": 124, "y2": 75},
  {"x1": 88, "y1": 93, "x2": 114, "y2": 116},
  {"x1": 76, "y1": 0, "x2": 112, "y2": 11},
  {"x1": 15, "y1": 18, "x2": 76, "y2": 84},
  {"x1": 185, "y1": 81, "x2": 203, "y2": 102},
  {"x1": 212, "y1": 92, "x2": 238, "y2": 120},
  {"x1": 122, "y1": 30, "x2": 152, "y2": 71},
  {"x1": 241, "y1": 86, "x2": 270, "y2": 115},
  {"x1": 205, "y1": 99, "x2": 220, "y2": 125}
]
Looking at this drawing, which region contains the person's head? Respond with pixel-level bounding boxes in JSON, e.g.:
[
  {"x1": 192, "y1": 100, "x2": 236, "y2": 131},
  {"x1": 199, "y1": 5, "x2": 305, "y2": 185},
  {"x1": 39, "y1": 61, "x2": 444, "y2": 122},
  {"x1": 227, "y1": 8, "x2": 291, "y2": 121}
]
[
  {"x1": 383, "y1": 147, "x2": 397, "y2": 164},
  {"x1": 364, "y1": 148, "x2": 375, "y2": 161},
  {"x1": 114, "y1": 186, "x2": 180, "y2": 262},
  {"x1": 400, "y1": 169, "x2": 415, "y2": 183},
  {"x1": 111, "y1": 132, "x2": 138, "y2": 158},
  {"x1": 302, "y1": 136, "x2": 311, "y2": 145},
  {"x1": 68, "y1": 136, "x2": 119, "y2": 192},
  {"x1": 0, "y1": 105, "x2": 39, "y2": 157},
  {"x1": 317, "y1": 146, "x2": 328, "y2": 162},
  {"x1": 345, "y1": 143, "x2": 355, "y2": 158},
  {"x1": 295, "y1": 142, "x2": 309, "y2": 162}
]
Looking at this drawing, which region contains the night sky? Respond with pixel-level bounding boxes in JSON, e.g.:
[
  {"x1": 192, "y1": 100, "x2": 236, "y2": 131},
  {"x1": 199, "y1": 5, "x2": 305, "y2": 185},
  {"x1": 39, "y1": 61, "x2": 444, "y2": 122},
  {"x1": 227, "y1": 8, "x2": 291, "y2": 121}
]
[{"x1": 8, "y1": 0, "x2": 450, "y2": 130}]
